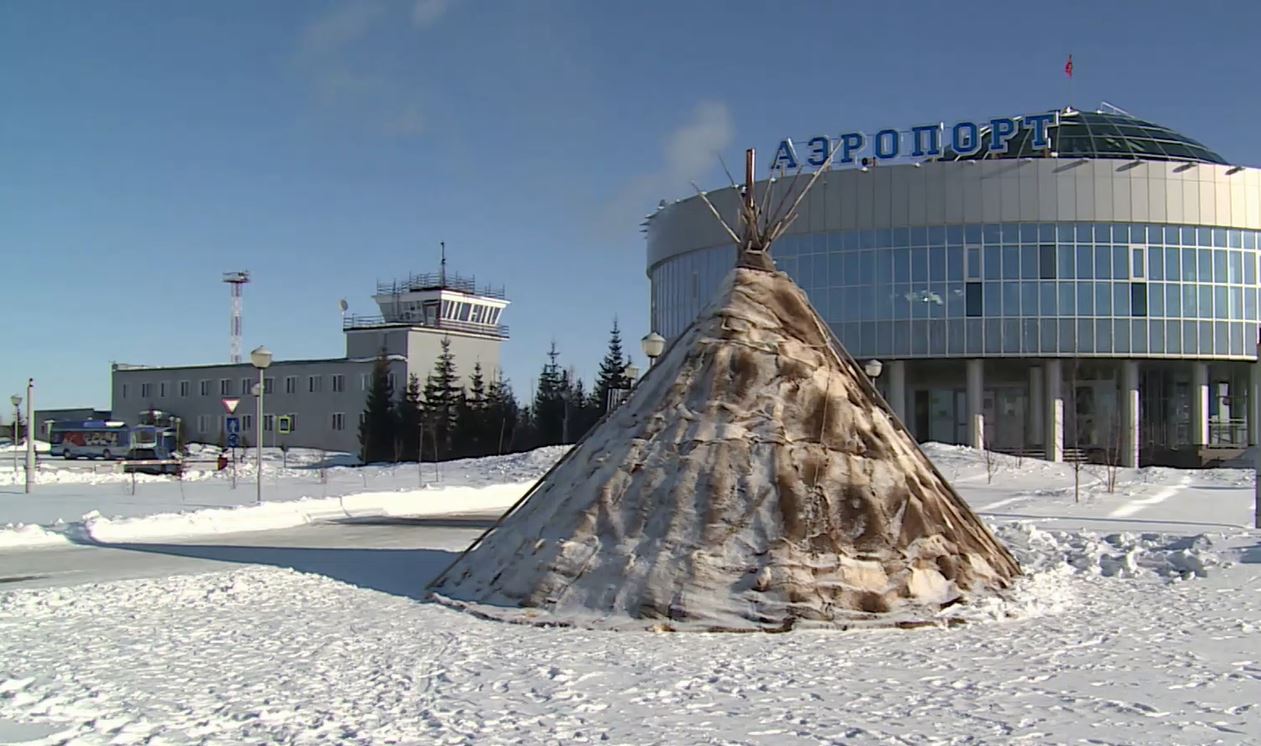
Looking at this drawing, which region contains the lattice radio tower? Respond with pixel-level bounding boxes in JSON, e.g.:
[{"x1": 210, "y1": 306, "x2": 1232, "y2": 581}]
[{"x1": 223, "y1": 271, "x2": 250, "y2": 363}]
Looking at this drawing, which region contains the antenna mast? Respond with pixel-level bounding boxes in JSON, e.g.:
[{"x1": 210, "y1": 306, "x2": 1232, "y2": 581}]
[
  {"x1": 440, "y1": 241, "x2": 447, "y2": 287},
  {"x1": 223, "y1": 271, "x2": 250, "y2": 363}
]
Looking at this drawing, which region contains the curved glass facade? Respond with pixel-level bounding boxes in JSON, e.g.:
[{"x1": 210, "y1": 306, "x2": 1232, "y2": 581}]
[{"x1": 651, "y1": 222, "x2": 1261, "y2": 360}]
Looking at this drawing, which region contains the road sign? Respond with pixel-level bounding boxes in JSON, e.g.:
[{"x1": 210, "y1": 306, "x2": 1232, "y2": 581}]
[
  {"x1": 278, "y1": 415, "x2": 292, "y2": 434},
  {"x1": 225, "y1": 416, "x2": 240, "y2": 434},
  {"x1": 222, "y1": 398, "x2": 240, "y2": 414},
  {"x1": 227, "y1": 432, "x2": 240, "y2": 448}
]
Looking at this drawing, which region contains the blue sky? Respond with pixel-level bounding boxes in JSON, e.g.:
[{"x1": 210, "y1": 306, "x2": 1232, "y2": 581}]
[{"x1": 4, "y1": 0, "x2": 1261, "y2": 410}]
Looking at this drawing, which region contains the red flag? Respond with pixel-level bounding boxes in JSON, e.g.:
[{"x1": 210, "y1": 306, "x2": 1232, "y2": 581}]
[{"x1": 1065, "y1": 55, "x2": 1073, "y2": 78}]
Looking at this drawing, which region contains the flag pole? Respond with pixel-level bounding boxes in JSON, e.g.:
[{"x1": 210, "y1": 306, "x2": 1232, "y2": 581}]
[{"x1": 1066, "y1": 54, "x2": 1074, "y2": 109}]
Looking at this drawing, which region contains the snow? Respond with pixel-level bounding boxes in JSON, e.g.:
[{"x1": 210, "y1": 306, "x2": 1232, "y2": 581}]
[
  {"x1": 0, "y1": 447, "x2": 565, "y2": 549},
  {"x1": 1, "y1": 443, "x2": 1261, "y2": 742}
]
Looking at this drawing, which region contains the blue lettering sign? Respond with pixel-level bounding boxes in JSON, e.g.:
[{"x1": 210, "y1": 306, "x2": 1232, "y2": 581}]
[
  {"x1": 951, "y1": 121, "x2": 981, "y2": 156},
  {"x1": 874, "y1": 129, "x2": 900, "y2": 159},
  {"x1": 909, "y1": 124, "x2": 942, "y2": 158},
  {"x1": 806, "y1": 136, "x2": 831, "y2": 167},
  {"x1": 989, "y1": 117, "x2": 1019, "y2": 154},
  {"x1": 1024, "y1": 112, "x2": 1056, "y2": 150},
  {"x1": 778, "y1": 110, "x2": 1063, "y2": 169},
  {"x1": 838, "y1": 132, "x2": 865, "y2": 164},
  {"x1": 773, "y1": 139, "x2": 799, "y2": 170}
]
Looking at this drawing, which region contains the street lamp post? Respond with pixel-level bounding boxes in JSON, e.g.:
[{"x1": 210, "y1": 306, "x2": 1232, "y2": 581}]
[
  {"x1": 23, "y1": 379, "x2": 33, "y2": 494},
  {"x1": 863, "y1": 359, "x2": 884, "y2": 380},
  {"x1": 641, "y1": 332, "x2": 665, "y2": 367},
  {"x1": 9, "y1": 394, "x2": 20, "y2": 478},
  {"x1": 250, "y1": 346, "x2": 272, "y2": 504}
]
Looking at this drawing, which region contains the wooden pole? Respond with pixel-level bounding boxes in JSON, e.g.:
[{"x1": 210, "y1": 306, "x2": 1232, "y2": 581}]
[{"x1": 744, "y1": 148, "x2": 755, "y2": 212}]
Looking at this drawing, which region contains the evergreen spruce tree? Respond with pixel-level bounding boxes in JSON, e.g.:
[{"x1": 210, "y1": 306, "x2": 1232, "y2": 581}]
[
  {"x1": 511, "y1": 403, "x2": 536, "y2": 453},
  {"x1": 567, "y1": 376, "x2": 598, "y2": 442},
  {"x1": 455, "y1": 362, "x2": 490, "y2": 458},
  {"x1": 358, "y1": 349, "x2": 397, "y2": 463},
  {"x1": 593, "y1": 318, "x2": 630, "y2": 416},
  {"x1": 397, "y1": 373, "x2": 423, "y2": 461},
  {"x1": 486, "y1": 374, "x2": 520, "y2": 455},
  {"x1": 421, "y1": 337, "x2": 460, "y2": 461},
  {"x1": 533, "y1": 344, "x2": 567, "y2": 446}
]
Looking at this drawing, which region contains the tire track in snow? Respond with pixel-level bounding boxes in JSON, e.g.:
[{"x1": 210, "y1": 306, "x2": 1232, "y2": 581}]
[{"x1": 1108, "y1": 475, "x2": 1193, "y2": 518}]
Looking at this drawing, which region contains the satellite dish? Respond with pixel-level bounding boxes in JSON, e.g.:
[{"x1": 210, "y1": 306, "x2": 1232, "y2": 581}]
[{"x1": 339, "y1": 299, "x2": 349, "y2": 312}]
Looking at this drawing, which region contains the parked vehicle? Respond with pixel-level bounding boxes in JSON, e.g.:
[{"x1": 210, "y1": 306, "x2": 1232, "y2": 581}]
[
  {"x1": 122, "y1": 447, "x2": 183, "y2": 476},
  {"x1": 50, "y1": 421, "x2": 130, "y2": 460}
]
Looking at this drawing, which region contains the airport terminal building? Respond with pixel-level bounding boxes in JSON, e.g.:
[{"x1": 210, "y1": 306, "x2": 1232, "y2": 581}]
[
  {"x1": 646, "y1": 106, "x2": 1261, "y2": 466},
  {"x1": 111, "y1": 271, "x2": 509, "y2": 454}
]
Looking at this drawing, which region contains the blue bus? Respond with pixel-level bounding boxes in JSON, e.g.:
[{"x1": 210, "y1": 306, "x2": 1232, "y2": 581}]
[
  {"x1": 129, "y1": 425, "x2": 179, "y2": 460},
  {"x1": 50, "y1": 420, "x2": 131, "y2": 460}
]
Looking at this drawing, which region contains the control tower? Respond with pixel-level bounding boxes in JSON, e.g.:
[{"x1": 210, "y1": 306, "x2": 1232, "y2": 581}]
[{"x1": 342, "y1": 266, "x2": 509, "y2": 384}]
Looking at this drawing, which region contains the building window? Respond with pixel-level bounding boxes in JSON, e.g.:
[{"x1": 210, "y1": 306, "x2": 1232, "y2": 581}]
[
  {"x1": 242, "y1": 414, "x2": 253, "y2": 431},
  {"x1": 264, "y1": 377, "x2": 274, "y2": 394},
  {"x1": 1131, "y1": 247, "x2": 1146, "y2": 279},
  {"x1": 1038, "y1": 245, "x2": 1056, "y2": 279},
  {"x1": 220, "y1": 379, "x2": 232, "y2": 396},
  {"x1": 264, "y1": 414, "x2": 274, "y2": 432},
  {"x1": 359, "y1": 412, "x2": 367, "y2": 427},
  {"x1": 965, "y1": 283, "x2": 982, "y2": 317},
  {"x1": 285, "y1": 376, "x2": 298, "y2": 394},
  {"x1": 332, "y1": 374, "x2": 345, "y2": 393},
  {"x1": 159, "y1": 381, "x2": 168, "y2": 398},
  {"x1": 361, "y1": 373, "x2": 370, "y2": 391},
  {"x1": 140, "y1": 383, "x2": 153, "y2": 398},
  {"x1": 197, "y1": 414, "x2": 210, "y2": 434},
  {"x1": 241, "y1": 378, "x2": 253, "y2": 396},
  {"x1": 331, "y1": 412, "x2": 345, "y2": 431},
  {"x1": 179, "y1": 380, "x2": 190, "y2": 397},
  {"x1": 387, "y1": 373, "x2": 396, "y2": 390},
  {"x1": 964, "y1": 246, "x2": 982, "y2": 281},
  {"x1": 1130, "y1": 283, "x2": 1148, "y2": 317},
  {"x1": 308, "y1": 375, "x2": 322, "y2": 393},
  {"x1": 200, "y1": 380, "x2": 210, "y2": 396}
]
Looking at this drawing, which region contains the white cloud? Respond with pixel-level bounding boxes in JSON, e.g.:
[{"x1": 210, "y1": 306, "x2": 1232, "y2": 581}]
[
  {"x1": 299, "y1": 2, "x2": 385, "y2": 57},
  {"x1": 598, "y1": 101, "x2": 734, "y2": 235},
  {"x1": 293, "y1": 1, "x2": 457, "y2": 138},
  {"x1": 412, "y1": 0, "x2": 453, "y2": 27},
  {"x1": 661, "y1": 101, "x2": 734, "y2": 187}
]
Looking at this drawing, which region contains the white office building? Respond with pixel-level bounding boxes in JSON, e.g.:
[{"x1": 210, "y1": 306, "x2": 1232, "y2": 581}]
[{"x1": 111, "y1": 270, "x2": 509, "y2": 454}]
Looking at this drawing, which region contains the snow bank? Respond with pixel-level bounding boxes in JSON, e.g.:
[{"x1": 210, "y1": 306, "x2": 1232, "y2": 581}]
[
  {"x1": 0, "y1": 481, "x2": 530, "y2": 550},
  {"x1": 996, "y1": 522, "x2": 1222, "y2": 580},
  {"x1": 947, "y1": 521, "x2": 1227, "y2": 625}
]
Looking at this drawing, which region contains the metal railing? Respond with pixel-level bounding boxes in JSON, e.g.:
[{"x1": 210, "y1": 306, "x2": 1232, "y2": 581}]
[
  {"x1": 343, "y1": 314, "x2": 510, "y2": 339},
  {"x1": 375, "y1": 272, "x2": 507, "y2": 300}
]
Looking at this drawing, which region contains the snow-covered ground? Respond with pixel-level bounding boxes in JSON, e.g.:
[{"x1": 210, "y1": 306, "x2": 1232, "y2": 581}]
[
  {"x1": 0, "y1": 446, "x2": 566, "y2": 549},
  {"x1": 2, "y1": 444, "x2": 1260, "y2": 743}
]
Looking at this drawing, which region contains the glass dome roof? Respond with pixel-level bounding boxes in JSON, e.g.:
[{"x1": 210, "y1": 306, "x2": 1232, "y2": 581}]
[{"x1": 938, "y1": 108, "x2": 1227, "y2": 165}]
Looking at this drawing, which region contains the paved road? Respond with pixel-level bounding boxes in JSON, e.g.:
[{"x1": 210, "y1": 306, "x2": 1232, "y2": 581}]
[{"x1": 0, "y1": 514, "x2": 501, "y2": 593}]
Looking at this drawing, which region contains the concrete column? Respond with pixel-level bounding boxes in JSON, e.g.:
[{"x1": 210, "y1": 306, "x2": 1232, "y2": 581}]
[
  {"x1": 1121, "y1": 360, "x2": 1140, "y2": 468},
  {"x1": 887, "y1": 360, "x2": 907, "y2": 425},
  {"x1": 966, "y1": 359, "x2": 984, "y2": 449},
  {"x1": 1191, "y1": 362, "x2": 1209, "y2": 446},
  {"x1": 1028, "y1": 364, "x2": 1044, "y2": 447},
  {"x1": 1044, "y1": 359, "x2": 1064, "y2": 462}
]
